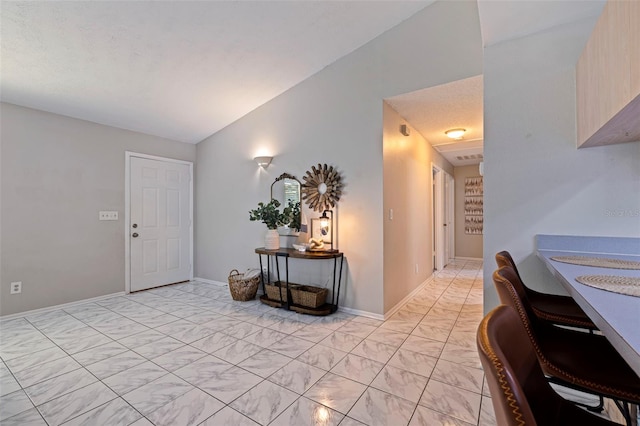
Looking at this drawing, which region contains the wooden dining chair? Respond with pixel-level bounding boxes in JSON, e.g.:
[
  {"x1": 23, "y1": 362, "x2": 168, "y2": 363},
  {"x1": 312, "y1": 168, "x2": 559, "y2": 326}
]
[
  {"x1": 492, "y1": 265, "x2": 639, "y2": 424},
  {"x1": 477, "y1": 304, "x2": 619, "y2": 426},
  {"x1": 495, "y1": 251, "x2": 596, "y2": 330}
]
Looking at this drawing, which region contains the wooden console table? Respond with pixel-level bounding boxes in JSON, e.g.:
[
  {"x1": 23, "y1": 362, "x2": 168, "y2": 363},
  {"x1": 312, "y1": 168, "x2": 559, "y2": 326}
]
[{"x1": 255, "y1": 247, "x2": 344, "y2": 316}]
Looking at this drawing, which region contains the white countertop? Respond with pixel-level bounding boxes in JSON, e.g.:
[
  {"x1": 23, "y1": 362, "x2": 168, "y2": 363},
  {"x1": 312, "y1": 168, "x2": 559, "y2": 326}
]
[{"x1": 536, "y1": 235, "x2": 640, "y2": 377}]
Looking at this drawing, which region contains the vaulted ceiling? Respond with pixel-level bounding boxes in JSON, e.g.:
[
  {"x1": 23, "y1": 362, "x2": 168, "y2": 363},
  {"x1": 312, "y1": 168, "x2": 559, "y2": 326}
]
[
  {"x1": 0, "y1": 1, "x2": 433, "y2": 143},
  {"x1": 1, "y1": 0, "x2": 605, "y2": 152}
]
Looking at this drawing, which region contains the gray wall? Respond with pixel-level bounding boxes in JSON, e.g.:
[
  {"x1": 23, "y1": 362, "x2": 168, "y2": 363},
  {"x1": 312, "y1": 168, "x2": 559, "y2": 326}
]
[
  {"x1": 483, "y1": 19, "x2": 640, "y2": 311},
  {"x1": 195, "y1": 1, "x2": 482, "y2": 315},
  {"x1": 1, "y1": 103, "x2": 196, "y2": 316},
  {"x1": 454, "y1": 165, "x2": 483, "y2": 259},
  {"x1": 383, "y1": 103, "x2": 454, "y2": 313}
]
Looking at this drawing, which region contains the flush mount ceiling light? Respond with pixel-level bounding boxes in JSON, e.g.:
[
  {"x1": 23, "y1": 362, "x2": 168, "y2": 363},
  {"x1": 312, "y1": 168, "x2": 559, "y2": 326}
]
[
  {"x1": 254, "y1": 156, "x2": 273, "y2": 169},
  {"x1": 445, "y1": 128, "x2": 466, "y2": 140}
]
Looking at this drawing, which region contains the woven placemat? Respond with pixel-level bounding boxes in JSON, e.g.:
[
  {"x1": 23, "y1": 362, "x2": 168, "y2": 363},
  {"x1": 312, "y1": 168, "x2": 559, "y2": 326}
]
[
  {"x1": 575, "y1": 275, "x2": 640, "y2": 297},
  {"x1": 551, "y1": 256, "x2": 640, "y2": 270}
]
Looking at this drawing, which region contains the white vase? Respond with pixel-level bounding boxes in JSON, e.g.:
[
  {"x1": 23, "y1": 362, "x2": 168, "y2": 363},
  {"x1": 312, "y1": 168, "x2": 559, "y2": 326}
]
[
  {"x1": 265, "y1": 229, "x2": 280, "y2": 250},
  {"x1": 280, "y1": 234, "x2": 297, "y2": 248}
]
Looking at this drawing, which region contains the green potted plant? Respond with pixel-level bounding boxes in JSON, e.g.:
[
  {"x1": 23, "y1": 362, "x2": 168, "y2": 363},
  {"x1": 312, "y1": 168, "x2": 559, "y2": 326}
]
[
  {"x1": 249, "y1": 200, "x2": 288, "y2": 249},
  {"x1": 282, "y1": 201, "x2": 301, "y2": 232}
]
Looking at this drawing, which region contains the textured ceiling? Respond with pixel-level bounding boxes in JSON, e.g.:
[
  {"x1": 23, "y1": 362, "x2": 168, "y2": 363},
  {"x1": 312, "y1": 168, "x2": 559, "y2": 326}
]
[
  {"x1": 1, "y1": 0, "x2": 606, "y2": 150},
  {"x1": 387, "y1": 75, "x2": 483, "y2": 167},
  {"x1": 0, "y1": 1, "x2": 432, "y2": 143},
  {"x1": 387, "y1": 0, "x2": 605, "y2": 167}
]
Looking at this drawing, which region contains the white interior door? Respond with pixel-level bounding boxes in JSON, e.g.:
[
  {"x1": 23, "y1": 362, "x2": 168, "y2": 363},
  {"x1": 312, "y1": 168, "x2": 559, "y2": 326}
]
[
  {"x1": 444, "y1": 172, "x2": 455, "y2": 262},
  {"x1": 432, "y1": 165, "x2": 446, "y2": 271},
  {"x1": 129, "y1": 156, "x2": 191, "y2": 292}
]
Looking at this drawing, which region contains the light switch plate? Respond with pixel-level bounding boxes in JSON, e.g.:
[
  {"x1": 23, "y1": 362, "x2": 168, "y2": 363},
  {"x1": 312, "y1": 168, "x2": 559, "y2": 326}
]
[{"x1": 99, "y1": 211, "x2": 118, "y2": 221}]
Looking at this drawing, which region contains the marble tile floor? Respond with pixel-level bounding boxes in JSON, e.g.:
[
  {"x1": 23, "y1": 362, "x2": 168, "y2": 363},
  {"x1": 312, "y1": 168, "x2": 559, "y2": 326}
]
[{"x1": 0, "y1": 259, "x2": 497, "y2": 426}]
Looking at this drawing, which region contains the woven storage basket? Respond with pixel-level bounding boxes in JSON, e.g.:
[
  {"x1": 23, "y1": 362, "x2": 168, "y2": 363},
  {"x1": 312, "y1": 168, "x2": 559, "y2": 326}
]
[
  {"x1": 291, "y1": 285, "x2": 328, "y2": 308},
  {"x1": 228, "y1": 269, "x2": 260, "y2": 301},
  {"x1": 265, "y1": 282, "x2": 298, "y2": 302}
]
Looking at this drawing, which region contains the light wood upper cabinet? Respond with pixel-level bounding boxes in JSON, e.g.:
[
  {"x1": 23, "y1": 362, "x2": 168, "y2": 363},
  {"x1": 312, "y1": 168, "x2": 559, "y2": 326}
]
[
  {"x1": 631, "y1": 0, "x2": 640, "y2": 97},
  {"x1": 577, "y1": 0, "x2": 640, "y2": 148}
]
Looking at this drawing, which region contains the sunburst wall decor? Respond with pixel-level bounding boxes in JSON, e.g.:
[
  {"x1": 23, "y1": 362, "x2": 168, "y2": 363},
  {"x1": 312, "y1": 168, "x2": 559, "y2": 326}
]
[{"x1": 301, "y1": 164, "x2": 343, "y2": 212}]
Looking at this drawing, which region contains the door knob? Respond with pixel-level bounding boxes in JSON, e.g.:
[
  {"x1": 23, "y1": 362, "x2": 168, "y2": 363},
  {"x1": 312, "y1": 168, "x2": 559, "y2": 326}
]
[{"x1": 132, "y1": 233, "x2": 139, "y2": 238}]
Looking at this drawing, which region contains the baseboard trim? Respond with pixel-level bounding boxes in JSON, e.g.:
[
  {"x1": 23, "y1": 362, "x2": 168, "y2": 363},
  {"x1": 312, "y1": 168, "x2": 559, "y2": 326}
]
[
  {"x1": 382, "y1": 274, "x2": 434, "y2": 320},
  {"x1": 338, "y1": 306, "x2": 384, "y2": 321},
  {"x1": 454, "y1": 257, "x2": 483, "y2": 261},
  {"x1": 0, "y1": 292, "x2": 125, "y2": 320},
  {"x1": 193, "y1": 277, "x2": 228, "y2": 287}
]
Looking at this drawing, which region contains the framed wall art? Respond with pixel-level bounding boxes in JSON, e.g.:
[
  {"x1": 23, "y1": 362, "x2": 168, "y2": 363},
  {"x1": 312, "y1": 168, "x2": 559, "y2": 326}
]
[{"x1": 464, "y1": 176, "x2": 483, "y2": 234}]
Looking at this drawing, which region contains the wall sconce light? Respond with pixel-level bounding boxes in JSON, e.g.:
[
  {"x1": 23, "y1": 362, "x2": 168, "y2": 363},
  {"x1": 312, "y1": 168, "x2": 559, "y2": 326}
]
[
  {"x1": 445, "y1": 128, "x2": 466, "y2": 140},
  {"x1": 254, "y1": 156, "x2": 273, "y2": 169}
]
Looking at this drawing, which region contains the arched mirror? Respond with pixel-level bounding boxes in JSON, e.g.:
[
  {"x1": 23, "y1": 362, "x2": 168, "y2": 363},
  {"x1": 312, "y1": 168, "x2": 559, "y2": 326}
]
[
  {"x1": 271, "y1": 173, "x2": 301, "y2": 205},
  {"x1": 271, "y1": 173, "x2": 302, "y2": 236}
]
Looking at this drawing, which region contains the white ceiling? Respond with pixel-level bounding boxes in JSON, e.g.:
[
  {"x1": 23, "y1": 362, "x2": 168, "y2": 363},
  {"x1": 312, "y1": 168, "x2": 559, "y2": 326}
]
[
  {"x1": 0, "y1": 1, "x2": 433, "y2": 143},
  {"x1": 386, "y1": 75, "x2": 483, "y2": 167},
  {"x1": 387, "y1": 0, "x2": 605, "y2": 167},
  {"x1": 1, "y1": 0, "x2": 605, "y2": 151},
  {"x1": 477, "y1": 0, "x2": 605, "y2": 48}
]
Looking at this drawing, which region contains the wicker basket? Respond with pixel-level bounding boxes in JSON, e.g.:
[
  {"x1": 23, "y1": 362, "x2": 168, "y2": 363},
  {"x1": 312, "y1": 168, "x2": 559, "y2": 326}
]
[
  {"x1": 228, "y1": 269, "x2": 260, "y2": 301},
  {"x1": 290, "y1": 285, "x2": 328, "y2": 308},
  {"x1": 265, "y1": 282, "x2": 298, "y2": 302}
]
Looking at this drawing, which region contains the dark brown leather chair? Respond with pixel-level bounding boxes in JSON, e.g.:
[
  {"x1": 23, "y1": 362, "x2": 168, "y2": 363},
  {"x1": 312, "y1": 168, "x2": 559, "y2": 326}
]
[
  {"x1": 492, "y1": 266, "x2": 640, "y2": 418},
  {"x1": 478, "y1": 305, "x2": 618, "y2": 426},
  {"x1": 495, "y1": 251, "x2": 596, "y2": 330}
]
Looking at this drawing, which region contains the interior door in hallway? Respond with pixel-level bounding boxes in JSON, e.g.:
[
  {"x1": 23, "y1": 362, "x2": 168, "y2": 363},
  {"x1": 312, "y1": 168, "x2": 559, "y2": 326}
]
[
  {"x1": 129, "y1": 156, "x2": 192, "y2": 292},
  {"x1": 432, "y1": 165, "x2": 450, "y2": 271}
]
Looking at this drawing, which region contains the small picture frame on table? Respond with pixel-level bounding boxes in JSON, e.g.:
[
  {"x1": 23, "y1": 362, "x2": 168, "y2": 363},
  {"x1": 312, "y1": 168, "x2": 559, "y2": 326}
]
[{"x1": 310, "y1": 218, "x2": 332, "y2": 244}]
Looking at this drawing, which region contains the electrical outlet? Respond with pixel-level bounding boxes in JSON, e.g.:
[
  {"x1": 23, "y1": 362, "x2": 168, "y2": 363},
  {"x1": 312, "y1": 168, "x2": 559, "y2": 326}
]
[
  {"x1": 415, "y1": 264, "x2": 419, "y2": 274},
  {"x1": 10, "y1": 281, "x2": 22, "y2": 294}
]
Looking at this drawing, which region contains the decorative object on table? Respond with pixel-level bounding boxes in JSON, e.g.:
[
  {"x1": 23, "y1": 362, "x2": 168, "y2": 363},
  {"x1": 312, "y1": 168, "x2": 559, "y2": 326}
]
[
  {"x1": 282, "y1": 201, "x2": 301, "y2": 232},
  {"x1": 464, "y1": 176, "x2": 483, "y2": 235},
  {"x1": 310, "y1": 210, "x2": 334, "y2": 251},
  {"x1": 301, "y1": 164, "x2": 343, "y2": 212},
  {"x1": 308, "y1": 238, "x2": 324, "y2": 251},
  {"x1": 290, "y1": 285, "x2": 329, "y2": 308},
  {"x1": 551, "y1": 256, "x2": 640, "y2": 270},
  {"x1": 292, "y1": 243, "x2": 308, "y2": 252},
  {"x1": 575, "y1": 275, "x2": 640, "y2": 297},
  {"x1": 278, "y1": 201, "x2": 302, "y2": 248},
  {"x1": 228, "y1": 269, "x2": 260, "y2": 301},
  {"x1": 249, "y1": 199, "x2": 289, "y2": 250}
]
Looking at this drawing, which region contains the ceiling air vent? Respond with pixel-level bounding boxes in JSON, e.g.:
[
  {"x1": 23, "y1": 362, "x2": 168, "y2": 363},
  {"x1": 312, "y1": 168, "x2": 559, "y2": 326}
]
[{"x1": 456, "y1": 154, "x2": 483, "y2": 161}]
